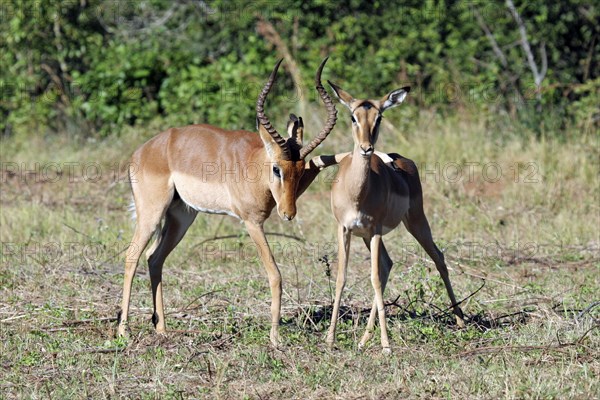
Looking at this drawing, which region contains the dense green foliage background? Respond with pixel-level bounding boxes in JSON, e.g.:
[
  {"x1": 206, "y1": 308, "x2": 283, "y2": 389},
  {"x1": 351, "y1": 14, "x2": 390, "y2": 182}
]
[{"x1": 1, "y1": 0, "x2": 598, "y2": 137}]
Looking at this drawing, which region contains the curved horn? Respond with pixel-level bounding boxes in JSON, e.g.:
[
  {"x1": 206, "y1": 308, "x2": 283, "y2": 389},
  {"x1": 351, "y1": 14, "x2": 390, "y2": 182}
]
[
  {"x1": 299, "y1": 57, "x2": 338, "y2": 159},
  {"x1": 256, "y1": 59, "x2": 291, "y2": 160}
]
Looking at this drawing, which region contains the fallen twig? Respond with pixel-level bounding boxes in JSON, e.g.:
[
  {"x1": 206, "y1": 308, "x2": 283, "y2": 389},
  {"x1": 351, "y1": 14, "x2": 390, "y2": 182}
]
[
  {"x1": 1, "y1": 314, "x2": 28, "y2": 323},
  {"x1": 430, "y1": 279, "x2": 486, "y2": 320},
  {"x1": 74, "y1": 347, "x2": 126, "y2": 355},
  {"x1": 458, "y1": 344, "x2": 569, "y2": 358},
  {"x1": 39, "y1": 317, "x2": 117, "y2": 330},
  {"x1": 171, "y1": 290, "x2": 223, "y2": 314},
  {"x1": 577, "y1": 301, "x2": 600, "y2": 321},
  {"x1": 459, "y1": 323, "x2": 597, "y2": 358}
]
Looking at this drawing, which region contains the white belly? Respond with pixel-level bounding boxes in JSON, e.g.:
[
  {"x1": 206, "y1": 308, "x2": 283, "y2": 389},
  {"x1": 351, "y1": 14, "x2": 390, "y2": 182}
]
[{"x1": 172, "y1": 172, "x2": 241, "y2": 219}]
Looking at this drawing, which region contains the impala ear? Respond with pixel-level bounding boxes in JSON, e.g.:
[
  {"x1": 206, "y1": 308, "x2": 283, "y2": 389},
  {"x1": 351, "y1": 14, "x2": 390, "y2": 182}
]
[
  {"x1": 327, "y1": 80, "x2": 354, "y2": 110},
  {"x1": 287, "y1": 113, "x2": 304, "y2": 146},
  {"x1": 381, "y1": 86, "x2": 410, "y2": 112},
  {"x1": 258, "y1": 123, "x2": 280, "y2": 159}
]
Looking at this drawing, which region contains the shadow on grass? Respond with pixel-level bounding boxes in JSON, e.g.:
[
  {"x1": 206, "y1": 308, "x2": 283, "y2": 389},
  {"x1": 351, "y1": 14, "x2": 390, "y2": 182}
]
[
  {"x1": 282, "y1": 301, "x2": 533, "y2": 333},
  {"x1": 281, "y1": 278, "x2": 532, "y2": 333}
]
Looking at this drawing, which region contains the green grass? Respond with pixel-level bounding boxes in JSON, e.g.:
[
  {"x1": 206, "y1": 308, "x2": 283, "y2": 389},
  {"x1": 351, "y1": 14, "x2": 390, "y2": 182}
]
[{"x1": 1, "y1": 112, "x2": 598, "y2": 398}]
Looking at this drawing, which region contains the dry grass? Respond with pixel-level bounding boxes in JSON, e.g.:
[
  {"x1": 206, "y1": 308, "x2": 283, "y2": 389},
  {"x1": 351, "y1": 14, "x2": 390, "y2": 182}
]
[{"x1": 1, "y1": 112, "x2": 598, "y2": 399}]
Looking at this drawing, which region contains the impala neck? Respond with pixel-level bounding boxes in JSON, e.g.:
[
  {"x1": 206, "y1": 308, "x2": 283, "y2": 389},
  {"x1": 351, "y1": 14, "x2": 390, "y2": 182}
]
[{"x1": 346, "y1": 147, "x2": 372, "y2": 202}]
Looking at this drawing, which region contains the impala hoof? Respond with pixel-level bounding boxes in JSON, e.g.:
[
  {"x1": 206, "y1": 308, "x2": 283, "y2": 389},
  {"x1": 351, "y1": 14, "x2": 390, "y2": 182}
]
[
  {"x1": 382, "y1": 347, "x2": 392, "y2": 356},
  {"x1": 152, "y1": 312, "x2": 167, "y2": 334},
  {"x1": 312, "y1": 156, "x2": 326, "y2": 169},
  {"x1": 116, "y1": 324, "x2": 130, "y2": 339},
  {"x1": 359, "y1": 331, "x2": 373, "y2": 349}
]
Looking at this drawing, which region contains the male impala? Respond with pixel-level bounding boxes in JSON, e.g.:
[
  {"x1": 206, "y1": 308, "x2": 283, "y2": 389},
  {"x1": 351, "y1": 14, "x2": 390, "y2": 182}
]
[
  {"x1": 325, "y1": 82, "x2": 465, "y2": 354},
  {"x1": 117, "y1": 59, "x2": 338, "y2": 347}
]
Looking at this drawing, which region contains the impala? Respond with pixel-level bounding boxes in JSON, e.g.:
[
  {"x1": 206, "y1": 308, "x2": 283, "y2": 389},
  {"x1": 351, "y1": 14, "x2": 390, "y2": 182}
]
[
  {"x1": 117, "y1": 59, "x2": 338, "y2": 347},
  {"x1": 325, "y1": 82, "x2": 465, "y2": 354}
]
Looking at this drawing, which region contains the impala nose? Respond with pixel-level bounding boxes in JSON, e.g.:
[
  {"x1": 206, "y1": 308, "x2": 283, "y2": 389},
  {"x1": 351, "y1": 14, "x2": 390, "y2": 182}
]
[
  {"x1": 278, "y1": 205, "x2": 296, "y2": 221},
  {"x1": 360, "y1": 144, "x2": 374, "y2": 157},
  {"x1": 282, "y1": 212, "x2": 294, "y2": 221}
]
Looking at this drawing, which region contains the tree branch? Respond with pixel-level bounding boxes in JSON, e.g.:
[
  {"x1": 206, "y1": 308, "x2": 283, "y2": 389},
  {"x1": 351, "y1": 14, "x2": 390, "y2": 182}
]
[
  {"x1": 539, "y1": 41, "x2": 548, "y2": 81},
  {"x1": 474, "y1": 9, "x2": 508, "y2": 68},
  {"x1": 256, "y1": 17, "x2": 306, "y2": 118},
  {"x1": 505, "y1": 0, "x2": 547, "y2": 87}
]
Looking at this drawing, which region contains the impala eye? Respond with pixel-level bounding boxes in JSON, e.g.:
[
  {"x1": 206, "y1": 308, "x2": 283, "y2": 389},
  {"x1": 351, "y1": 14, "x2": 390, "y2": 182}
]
[
  {"x1": 273, "y1": 165, "x2": 281, "y2": 178},
  {"x1": 351, "y1": 116, "x2": 356, "y2": 124}
]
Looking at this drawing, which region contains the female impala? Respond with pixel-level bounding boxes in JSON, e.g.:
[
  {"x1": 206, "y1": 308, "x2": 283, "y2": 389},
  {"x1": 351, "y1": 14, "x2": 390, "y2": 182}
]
[
  {"x1": 325, "y1": 82, "x2": 465, "y2": 353},
  {"x1": 118, "y1": 59, "x2": 338, "y2": 347}
]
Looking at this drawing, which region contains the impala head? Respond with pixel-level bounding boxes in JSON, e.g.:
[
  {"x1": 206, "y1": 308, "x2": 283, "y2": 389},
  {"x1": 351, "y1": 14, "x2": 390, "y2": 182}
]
[
  {"x1": 328, "y1": 82, "x2": 410, "y2": 158},
  {"x1": 256, "y1": 58, "x2": 337, "y2": 220}
]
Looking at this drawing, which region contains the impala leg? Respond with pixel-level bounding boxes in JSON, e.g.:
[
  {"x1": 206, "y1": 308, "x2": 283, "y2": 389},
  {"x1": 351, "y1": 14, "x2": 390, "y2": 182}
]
[
  {"x1": 369, "y1": 233, "x2": 391, "y2": 354},
  {"x1": 359, "y1": 238, "x2": 393, "y2": 349},
  {"x1": 146, "y1": 200, "x2": 197, "y2": 333},
  {"x1": 297, "y1": 153, "x2": 352, "y2": 197},
  {"x1": 404, "y1": 212, "x2": 465, "y2": 327},
  {"x1": 326, "y1": 225, "x2": 352, "y2": 347},
  {"x1": 244, "y1": 221, "x2": 283, "y2": 347},
  {"x1": 118, "y1": 214, "x2": 162, "y2": 337}
]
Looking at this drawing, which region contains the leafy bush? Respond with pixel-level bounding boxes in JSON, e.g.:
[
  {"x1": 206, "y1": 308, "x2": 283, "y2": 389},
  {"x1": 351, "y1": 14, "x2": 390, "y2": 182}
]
[{"x1": 1, "y1": 0, "x2": 597, "y2": 137}]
